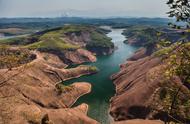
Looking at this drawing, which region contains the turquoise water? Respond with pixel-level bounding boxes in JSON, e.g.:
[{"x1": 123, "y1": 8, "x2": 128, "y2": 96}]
[{"x1": 64, "y1": 28, "x2": 137, "y2": 124}]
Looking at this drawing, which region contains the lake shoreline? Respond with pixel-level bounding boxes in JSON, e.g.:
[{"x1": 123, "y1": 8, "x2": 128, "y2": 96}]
[{"x1": 63, "y1": 27, "x2": 138, "y2": 124}]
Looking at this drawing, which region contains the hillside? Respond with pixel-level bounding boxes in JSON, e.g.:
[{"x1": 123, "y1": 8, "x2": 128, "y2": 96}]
[
  {"x1": 0, "y1": 48, "x2": 99, "y2": 124},
  {"x1": 0, "y1": 25, "x2": 115, "y2": 66},
  {"x1": 123, "y1": 26, "x2": 190, "y2": 47},
  {"x1": 0, "y1": 24, "x2": 115, "y2": 124},
  {"x1": 110, "y1": 42, "x2": 190, "y2": 123}
]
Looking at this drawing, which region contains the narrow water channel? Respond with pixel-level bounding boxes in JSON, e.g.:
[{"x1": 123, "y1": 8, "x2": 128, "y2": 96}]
[{"x1": 64, "y1": 28, "x2": 137, "y2": 124}]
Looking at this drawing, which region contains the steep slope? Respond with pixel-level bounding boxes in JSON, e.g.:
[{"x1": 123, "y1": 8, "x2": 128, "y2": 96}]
[{"x1": 110, "y1": 42, "x2": 190, "y2": 123}]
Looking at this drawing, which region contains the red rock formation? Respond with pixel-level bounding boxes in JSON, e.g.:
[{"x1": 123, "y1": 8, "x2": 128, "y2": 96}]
[
  {"x1": 64, "y1": 49, "x2": 96, "y2": 64},
  {"x1": 0, "y1": 51, "x2": 99, "y2": 124},
  {"x1": 110, "y1": 44, "x2": 190, "y2": 123},
  {"x1": 110, "y1": 56, "x2": 162, "y2": 121}
]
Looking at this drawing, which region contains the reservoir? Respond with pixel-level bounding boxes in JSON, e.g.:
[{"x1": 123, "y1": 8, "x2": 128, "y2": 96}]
[{"x1": 64, "y1": 28, "x2": 137, "y2": 124}]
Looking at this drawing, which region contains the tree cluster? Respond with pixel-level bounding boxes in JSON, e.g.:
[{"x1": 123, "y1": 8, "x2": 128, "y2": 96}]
[{"x1": 167, "y1": 0, "x2": 190, "y2": 28}]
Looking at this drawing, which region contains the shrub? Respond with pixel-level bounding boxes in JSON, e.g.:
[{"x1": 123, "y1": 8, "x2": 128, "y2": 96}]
[
  {"x1": 88, "y1": 66, "x2": 99, "y2": 73},
  {"x1": 55, "y1": 83, "x2": 74, "y2": 95},
  {"x1": 0, "y1": 46, "x2": 35, "y2": 69}
]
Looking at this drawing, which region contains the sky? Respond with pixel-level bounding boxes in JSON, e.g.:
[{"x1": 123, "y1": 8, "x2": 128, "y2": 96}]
[{"x1": 0, "y1": 0, "x2": 169, "y2": 18}]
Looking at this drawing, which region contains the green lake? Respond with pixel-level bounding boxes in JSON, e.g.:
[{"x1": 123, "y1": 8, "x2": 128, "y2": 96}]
[{"x1": 64, "y1": 28, "x2": 138, "y2": 124}]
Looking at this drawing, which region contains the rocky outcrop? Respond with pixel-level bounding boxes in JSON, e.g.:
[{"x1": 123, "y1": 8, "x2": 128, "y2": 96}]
[
  {"x1": 38, "y1": 48, "x2": 97, "y2": 65},
  {"x1": 110, "y1": 44, "x2": 190, "y2": 123},
  {"x1": 126, "y1": 48, "x2": 148, "y2": 61},
  {"x1": 64, "y1": 49, "x2": 97, "y2": 64},
  {"x1": 0, "y1": 51, "x2": 99, "y2": 124},
  {"x1": 125, "y1": 38, "x2": 140, "y2": 46},
  {"x1": 127, "y1": 46, "x2": 155, "y2": 61},
  {"x1": 110, "y1": 56, "x2": 162, "y2": 121},
  {"x1": 64, "y1": 25, "x2": 114, "y2": 56},
  {"x1": 64, "y1": 30, "x2": 91, "y2": 46}
]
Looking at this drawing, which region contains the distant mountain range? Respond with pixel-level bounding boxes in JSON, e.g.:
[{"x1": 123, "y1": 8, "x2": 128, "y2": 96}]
[
  {"x1": 0, "y1": 17, "x2": 170, "y2": 24},
  {"x1": 0, "y1": 17, "x2": 171, "y2": 30}
]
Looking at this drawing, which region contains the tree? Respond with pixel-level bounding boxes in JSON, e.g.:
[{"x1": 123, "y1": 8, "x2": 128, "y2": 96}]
[
  {"x1": 153, "y1": 1, "x2": 190, "y2": 123},
  {"x1": 167, "y1": 0, "x2": 190, "y2": 28}
]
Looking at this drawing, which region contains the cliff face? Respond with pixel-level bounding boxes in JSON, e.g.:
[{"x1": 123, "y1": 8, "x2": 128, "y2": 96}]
[
  {"x1": 66, "y1": 26, "x2": 114, "y2": 56},
  {"x1": 110, "y1": 43, "x2": 190, "y2": 123},
  {"x1": 0, "y1": 51, "x2": 99, "y2": 124},
  {"x1": 48, "y1": 48, "x2": 97, "y2": 65},
  {"x1": 110, "y1": 55, "x2": 162, "y2": 121}
]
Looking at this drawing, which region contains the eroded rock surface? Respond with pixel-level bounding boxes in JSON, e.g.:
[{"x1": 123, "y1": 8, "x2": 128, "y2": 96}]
[
  {"x1": 110, "y1": 44, "x2": 190, "y2": 123},
  {"x1": 110, "y1": 56, "x2": 162, "y2": 121},
  {"x1": 0, "y1": 51, "x2": 99, "y2": 124}
]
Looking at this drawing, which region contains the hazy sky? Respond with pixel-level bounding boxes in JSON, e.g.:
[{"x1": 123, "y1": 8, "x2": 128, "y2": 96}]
[{"x1": 0, "y1": 0, "x2": 169, "y2": 18}]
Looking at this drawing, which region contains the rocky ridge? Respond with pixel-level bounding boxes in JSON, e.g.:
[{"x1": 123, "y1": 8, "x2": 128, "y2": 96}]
[
  {"x1": 0, "y1": 50, "x2": 99, "y2": 124},
  {"x1": 110, "y1": 42, "x2": 190, "y2": 123}
]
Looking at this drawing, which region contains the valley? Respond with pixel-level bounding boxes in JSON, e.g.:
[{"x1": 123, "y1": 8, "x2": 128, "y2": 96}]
[
  {"x1": 0, "y1": 18, "x2": 190, "y2": 124},
  {"x1": 63, "y1": 28, "x2": 137, "y2": 124}
]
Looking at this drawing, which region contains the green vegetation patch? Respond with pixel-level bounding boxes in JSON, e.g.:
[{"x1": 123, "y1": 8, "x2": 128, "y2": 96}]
[
  {"x1": 122, "y1": 26, "x2": 161, "y2": 47},
  {"x1": 62, "y1": 25, "x2": 90, "y2": 33},
  {"x1": 88, "y1": 66, "x2": 99, "y2": 73},
  {"x1": 27, "y1": 37, "x2": 79, "y2": 51},
  {"x1": 0, "y1": 37, "x2": 27, "y2": 45},
  {"x1": 87, "y1": 31, "x2": 113, "y2": 48},
  {"x1": 154, "y1": 42, "x2": 181, "y2": 57},
  {"x1": 26, "y1": 26, "x2": 81, "y2": 51},
  {"x1": 1, "y1": 25, "x2": 114, "y2": 53},
  {"x1": 55, "y1": 83, "x2": 74, "y2": 95}
]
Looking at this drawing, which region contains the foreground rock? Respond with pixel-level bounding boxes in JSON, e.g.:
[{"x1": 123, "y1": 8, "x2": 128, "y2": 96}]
[
  {"x1": 0, "y1": 51, "x2": 99, "y2": 124},
  {"x1": 127, "y1": 47, "x2": 154, "y2": 61},
  {"x1": 110, "y1": 43, "x2": 190, "y2": 123},
  {"x1": 110, "y1": 56, "x2": 162, "y2": 121}
]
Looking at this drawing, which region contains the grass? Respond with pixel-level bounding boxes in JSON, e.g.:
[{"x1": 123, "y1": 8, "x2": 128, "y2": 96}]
[
  {"x1": 1, "y1": 25, "x2": 114, "y2": 53},
  {"x1": 62, "y1": 25, "x2": 86, "y2": 33},
  {"x1": 26, "y1": 27, "x2": 80, "y2": 51},
  {"x1": 27, "y1": 36, "x2": 79, "y2": 51},
  {"x1": 27, "y1": 25, "x2": 113, "y2": 51}
]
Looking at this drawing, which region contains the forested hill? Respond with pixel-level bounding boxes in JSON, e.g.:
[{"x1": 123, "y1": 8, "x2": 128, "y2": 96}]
[{"x1": 0, "y1": 17, "x2": 170, "y2": 29}]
